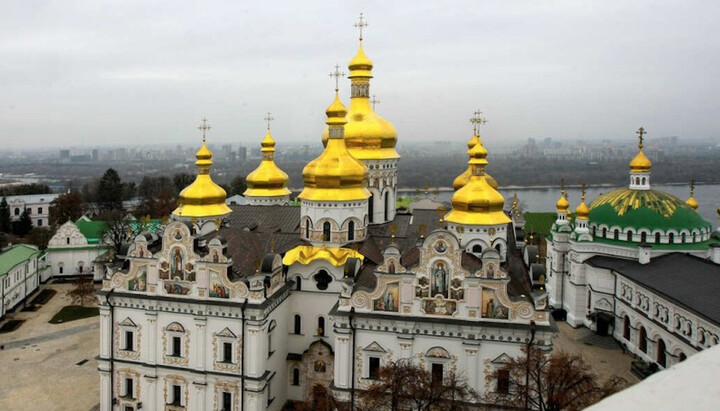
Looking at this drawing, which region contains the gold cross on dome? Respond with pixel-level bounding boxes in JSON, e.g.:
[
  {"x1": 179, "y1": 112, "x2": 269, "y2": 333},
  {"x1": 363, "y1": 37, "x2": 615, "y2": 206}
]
[
  {"x1": 636, "y1": 127, "x2": 646, "y2": 149},
  {"x1": 354, "y1": 13, "x2": 368, "y2": 41},
  {"x1": 560, "y1": 178, "x2": 566, "y2": 195},
  {"x1": 690, "y1": 179, "x2": 695, "y2": 196},
  {"x1": 581, "y1": 183, "x2": 586, "y2": 201},
  {"x1": 264, "y1": 112, "x2": 274, "y2": 130},
  {"x1": 198, "y1": 117, "x2": 211, "y2": 142},
  {"x1": 329, "y1": 64, "x2": 345, "y2": 91},
  {"x1": 470, "y1": 110, "x2": 487, "y2": 133},
  {"x1": 371, "y1": 94, "x2": 380, "y2": 109}
]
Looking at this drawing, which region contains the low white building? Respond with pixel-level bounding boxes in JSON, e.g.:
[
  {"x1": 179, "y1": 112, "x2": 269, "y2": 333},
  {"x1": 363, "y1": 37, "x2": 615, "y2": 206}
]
[
  {"x1": 45, "y1": 218, "x2": 111, "y2": 282},
  {"x1": 0, "y1": 244, "x2": 41, "y2": 318},
  {"x1": 5, "y1": 193, "x2": 60, "y2": 228}
]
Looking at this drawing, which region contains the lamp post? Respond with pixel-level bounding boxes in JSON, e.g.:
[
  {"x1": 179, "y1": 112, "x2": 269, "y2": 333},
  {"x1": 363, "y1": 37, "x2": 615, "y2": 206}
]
[{"x1": 525, "y1": 320, "x2": 537, "y2": 410}]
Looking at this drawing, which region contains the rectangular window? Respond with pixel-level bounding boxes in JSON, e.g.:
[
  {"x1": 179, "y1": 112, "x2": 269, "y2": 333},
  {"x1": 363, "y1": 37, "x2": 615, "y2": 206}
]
[
  {"x1": 223, "y1": 342, "x2": 233, "y2": 363},
  {"x1": 37, "y1": 207, "x2": 42, "y2": 214},
  {"x1": 172, "y1": 336, "x2": 181, "y2": 357},
  {"x1": 59, "y1": 266, "x2": 63, "y2": 274},
  {"x1": 432, "y1": 363, "x2": 443, "y2": 384},
  {"x1": 125, "y1": 377, "x2": 134, "y2": 398},
  {"x1": 369, "y1": 356, "x2": 380, "y2": 379},
  {"x1": 497, "y1": 369, "x2": 510, "y2": 394},
  {"x1": 124, "y1": 406, "x2": 134, "y2": 411},
  {"x1": 124, "y1": 331, "x2": 134, "y2": 351},
  {"x1": 172, "y1": 385, "x2": 182, "y2": 405},
  {"x1": 37, "y1": 219, "x2": 42, "y2": 227},
  {"x1": 222, "y1": 392, "x2": 232, "y2": 411}
]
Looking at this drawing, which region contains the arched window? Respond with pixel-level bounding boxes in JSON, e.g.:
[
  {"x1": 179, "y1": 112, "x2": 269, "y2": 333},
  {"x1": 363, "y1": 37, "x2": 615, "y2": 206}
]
[
  {"x1": 668, "y1": 233, "x2": 675, "y2": 244},
  {"x1": 613, "y1": 229, "x2": 619, "y2": 240},
  {"x1": 317, "y1": 317, "x2": 325, "y2": 336},
  {"x1": 294, "y1": 314, "x2": 301, "y2": 335},
  {"x1": 495, "y1": 244, "x2": 501, "y2": 253},
  {"x1": 592, "y1": 226, "x2": 596, "y2": 236},
  {"x1": 657, "y1": 338, "x2": 667, "y2": 367},
  {"x1": 693, "y1": 233, "x2": 697, "y2": 242},
  {"x1": 14, "y1": 208, "x2": 19, "y2": 215},
  {"x1": 368, "y1": 194, "x2": 374, "y2": 224},
  {"x1": 348, "y1": 221, "x2": 355, "y2": 241},
  {"x1": 641, "y1": 232, "x2": 647, "y2": 243},
  {"x1": 602, "y1": 228, "x2": 607, "y2": 237},
  {"x1": 623, "y1": 316, "x2": 631, "y2": 340},
  {"x1": 292, "y1": 368, "x2": 300, "y2": 386},
  {"x1": 388, "y1": 262, "x2": 395, "y2": 274},
  {"x1": 639, "y1": 326, "x2": 648, "y2": 353},
  {"x1": 472, "y1": 244, "x2": 482, "y2": 253},
  {"x1": 641, "y1": 177, "x2": 646, "y2": 185},
  {"x1": 305, "y1": 219, "x2": 310, "y2": 239},
  {"x1": 313, "y1": 270, "x2": 332, "y2": 290},
  {"x1": 655, "y1": 233, "x2": 661, "y2": 243},
  {"x1": 323, "y1": 222, "x2": 331, "y2": 242},
  {"x1": 681, "y1": 233, "x2": 686, "y2": 243},
  {"x1": 635, "y1": 177, "x2": 640, "y2": 185},
  {"x1": 295, "y1": 276, "x2": 302, "y2": 291},
  {"x1": 627, "y1": 231, "x2": 633, "y2": 242},
  {"x1": 679, "y1": 352, "x2": 687, "y2": 362}
]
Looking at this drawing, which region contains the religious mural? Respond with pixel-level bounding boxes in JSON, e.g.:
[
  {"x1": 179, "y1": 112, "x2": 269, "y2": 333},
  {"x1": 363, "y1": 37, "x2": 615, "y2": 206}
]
[
  {"x1": 485, "y1": 262, "x2": 496, "y2": 279},
  {"x1": 209, "y1": 271, "x2": 230, "y2": 299},
  {"x1": 127, "y1": 265, "x2": 147, "y2": 292},
  {"x1": 416, "y1": 276, "x2": 430, "y2": 298},
  {"x1": 373, "y1": 282, "x2": 399, "y2": 312},
  {"x1": 431, "y1": 261, "x2": 449, "y2": 297},
  {"x1": 482, "y1": 289, "x2": 508, "y2": 319},
  {"x1": 164, "y1": 280, "x2": 191, "y2": 295},
  {"x1": 423, "y1": 295, "x2": 457, "y2": 316}
]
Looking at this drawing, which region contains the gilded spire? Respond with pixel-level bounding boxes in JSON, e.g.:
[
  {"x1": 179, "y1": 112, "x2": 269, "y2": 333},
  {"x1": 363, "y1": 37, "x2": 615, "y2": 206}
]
[
  {"x1": 576, "y1": 183, "x2": 590, "y2": 219},
  {"x1": 173, "y1": 118, "x2": 232, "y2": 218},
  {"x1": 556, "y1": 178, "x2": 570, "y2": 213},
  {"x1": 630, "y1": 127, "x2": 652, "y2": 173},
  {"x1": 244, "y1": 114, "x2": 291, "y2": 199},
  {"x1": 686, "y1": 179, "x2": 699, "y2": 210},
  {"x1": 454, "y1": 111, "x2": 498, "y2": 190}
]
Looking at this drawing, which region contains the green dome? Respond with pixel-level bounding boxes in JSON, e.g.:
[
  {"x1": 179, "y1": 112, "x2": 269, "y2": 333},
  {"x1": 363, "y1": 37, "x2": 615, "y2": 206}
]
[{"x1": 589, "y1": 189, "x2": 710, "y2": 233}]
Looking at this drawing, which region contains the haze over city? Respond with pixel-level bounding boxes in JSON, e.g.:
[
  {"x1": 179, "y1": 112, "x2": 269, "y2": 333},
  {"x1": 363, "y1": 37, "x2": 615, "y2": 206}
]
[{"x1": 1, "y1": 0, "x2": 719, "y2": 149}]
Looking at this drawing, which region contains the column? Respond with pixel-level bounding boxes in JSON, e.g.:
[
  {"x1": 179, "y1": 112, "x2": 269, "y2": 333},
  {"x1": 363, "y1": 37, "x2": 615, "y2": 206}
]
[
  {"x1": 334, "y1": 334, "x2": 351, "y2": 389},
  {"x1": 195, "y1": 317, "x2": 207, "y2": 371},
  {"x1": 194, "y1": 381, "x2": 207, "y2": 410},
  {"x1": 464, "y1": 346, "x2": 479, "y2": 390},
  {"x1": 99, "y1": 307, "x2": 111, "y2": 358},
  {"x1": 245, "y1": 324, "x2": 262, "y2": 378},
  {"x1": 99, "y1": 369, "x2": 111, "y2": 411},
  {"x1": 144, "y1": 375, "x2": 157, "y2": 411},
  {"x1": 146, "y1": 311, "x2": 157, "y2": 364}
]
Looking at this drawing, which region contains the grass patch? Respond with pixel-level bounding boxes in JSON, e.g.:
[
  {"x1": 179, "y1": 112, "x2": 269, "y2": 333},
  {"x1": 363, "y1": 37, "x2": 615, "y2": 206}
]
[
  {"x1": 29, "y1": 288, "x2": 57, "y2": 305},
  {"x1": 0, "y1": 319, "x2": 25, "y2": 333},
  {"x1": 49, "y1": 306, "x2": 99, "y2": 324}
]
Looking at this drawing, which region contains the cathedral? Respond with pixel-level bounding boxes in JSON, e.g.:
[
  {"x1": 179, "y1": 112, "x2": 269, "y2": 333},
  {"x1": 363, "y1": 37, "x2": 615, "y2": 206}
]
[
  {"x1": 96, "y1": 20, "x2": 553, "y2": 411},
  {"x1": 546, "y1": 129, "x2": 720, "y2": 371}
]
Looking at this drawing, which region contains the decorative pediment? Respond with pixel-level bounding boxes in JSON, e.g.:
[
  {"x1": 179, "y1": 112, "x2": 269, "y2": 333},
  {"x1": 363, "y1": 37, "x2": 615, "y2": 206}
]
[
  {"x1": 363, "y1": 341, "x2": 386, "y2": 353},
  {"x1": 119, "y1": 317, "x2": 137, "y2": 327},
  {"x1": 216, "y1": 327, "x2": 236, "y2": 338},
  {"x1": 491, "y1": 353, "x2": 513, "y2": 364},
  {"x1": 426, "y1": 347, "x2": 450, "y2": 359}
]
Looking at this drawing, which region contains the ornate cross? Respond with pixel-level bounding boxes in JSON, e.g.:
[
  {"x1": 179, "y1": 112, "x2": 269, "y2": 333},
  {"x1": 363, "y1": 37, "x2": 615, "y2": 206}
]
[
  {"x1": 198, "y1": 117, "x2": 211, "y2": 142},
  {"x1": 264, "y1": 112, "x2": 274, "y2": 130},
  {"x1": 581, "y1": 183, "x2": 586, "y2": 202},
  {"x1": 329, "y1": 64, "x2": 345, "y2": 91},
  {"x1": 636, "y1": 127, "x2": 646, "y2": 148},
  {"x1": 470, "y1": 110, "x2": 487, "y2": 133},
  {"x1": 354, "y1": 13, "x2": 368, "y2": 41},
  {"x1": 371, "y1": 94, "x2": 380, "y2": 109}
]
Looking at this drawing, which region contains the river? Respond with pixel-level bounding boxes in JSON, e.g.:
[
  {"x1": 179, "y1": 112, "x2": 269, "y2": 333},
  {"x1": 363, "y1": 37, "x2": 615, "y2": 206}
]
[{"x1": 400, "y1": 183, "x2": 720, "y2": 225}]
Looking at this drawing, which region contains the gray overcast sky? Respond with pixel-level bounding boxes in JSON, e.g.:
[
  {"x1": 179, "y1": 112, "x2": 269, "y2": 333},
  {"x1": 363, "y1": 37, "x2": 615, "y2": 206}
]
[{"x1": 0, "y1": 0, "x2": 718, "y2": 149}]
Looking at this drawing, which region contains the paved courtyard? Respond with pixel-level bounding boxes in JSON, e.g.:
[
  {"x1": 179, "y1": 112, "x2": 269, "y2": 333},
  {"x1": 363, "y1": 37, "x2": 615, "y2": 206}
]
[{"x1": 0, "y1": 283, "x2": 100, "y2": 411}]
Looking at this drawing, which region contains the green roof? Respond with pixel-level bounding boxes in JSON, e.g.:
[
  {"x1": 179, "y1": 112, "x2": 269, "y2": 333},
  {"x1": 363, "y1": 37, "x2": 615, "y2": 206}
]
[
  {"x1": 129, "y1": 219, "x2": 163, "y2": 236},
  {"x1": 75, "y1": 219, "x2": 105, "y2": 244},
  {"x1": 589, "y1": 188, "x2": 710, "y2": 232},
  {"x1": 524, "y1": 212, "x2": 557, "y2": 237},
  {"x1": 592, "y1": 236, "x2": 718, "y2": 251},
  {"x1": 0, "y1": 244, "x2": 39, "y2": 276}
]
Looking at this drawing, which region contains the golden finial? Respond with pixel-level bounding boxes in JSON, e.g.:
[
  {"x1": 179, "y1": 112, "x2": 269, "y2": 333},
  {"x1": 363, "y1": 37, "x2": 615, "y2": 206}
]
[
  {"x1": 264, "y1": 112, "x2": 274, "y2": 130},
  {"x1": 329, "y1": 64, "x2": 345, "y2": 92},
  {"x1": 198, "y1": 117, "x2": 211, "y2": 142},
  {"x1": 469, "y1": 110, "x2": 487, "y2": 134},
  {"x1": 561, "y1": 178, "x2": 566, "y2": 196},
  {"x1": 371, "y1": 94, "x2": 380, "y2": 109},
  {"x1": 354, "y1": 12, "x2": 368, "y2": 42},
  {"x1": 690, "y1": 179, "x2": 695, "y2": 197},
  {"x1": 581, "y1": 183, "x2": 586, "y2": 202},
  {"x1": 636, "y1": 127, "x2": 646, "y2": 149}
]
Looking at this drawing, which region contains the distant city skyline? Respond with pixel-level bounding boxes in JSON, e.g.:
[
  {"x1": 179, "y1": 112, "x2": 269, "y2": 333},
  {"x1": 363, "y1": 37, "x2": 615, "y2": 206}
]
[{"x1": 1, "y1": 1, "x2": 718, "y2": 149}]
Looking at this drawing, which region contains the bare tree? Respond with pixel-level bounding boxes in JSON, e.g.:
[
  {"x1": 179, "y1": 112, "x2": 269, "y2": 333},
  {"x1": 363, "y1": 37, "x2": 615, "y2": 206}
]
[
  {"x1": 485, "y1": 346, "x2": 626, "y2": 411},
  {"x1": 101, "y1": 211, "x2": 133, "y2": 255},
  {"x1": 66, "y1": 275, "x2": 96, "y2": 307},
  {"x1": 358, "y1": 359, "x2": 479, "y2": 411}
]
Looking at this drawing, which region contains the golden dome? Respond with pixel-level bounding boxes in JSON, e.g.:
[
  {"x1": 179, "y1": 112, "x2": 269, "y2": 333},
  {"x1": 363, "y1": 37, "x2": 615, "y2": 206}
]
[
  {"x1": 323, "y1": 42, "x2": 398, "y2": 160},
  {"x1": 576, "y1": 187, "x2": 590, "y2": 219},
  {"x1": 630, "y1": 128, "x2": 652, "y2": 173},
  {"x1": 298, "y1": 92, "x2": 371, "y2": 202},
  {"x1": 556, "y1": 192, "x2": 570, "y2": 213},
  {"x1": 445, "y1": 140, "x2": 510, "y2": 226},
  {"x1": 244, "y1": 130, "x2": 291, "y2": 198},
  {"x1": 173, "y1": 141, "x2": 232, "y2": 218},
  {"x1": 453, "y1": 132, "x2": 499, "y2": 190}
]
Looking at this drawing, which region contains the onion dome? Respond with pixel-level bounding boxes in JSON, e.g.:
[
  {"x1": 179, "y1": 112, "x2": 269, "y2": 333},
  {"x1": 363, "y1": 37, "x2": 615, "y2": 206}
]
[
  {"x1": 173, "y1": 140, "x2": 232, "y2": 218},
  {"x1": 445, "y1": 137, "x2": 510, "y2": 226},
  {"x1": 685, "y1": 181, "x2": 698, "y2": 211},
  {"x1": 630, "y1": 129, "x2": 652, "y2": 172},
  {"x1": 575, "y1": 186, "x2": 590, "y2": 219},
  {"x1": 453, "y1": 131, "x2": 499, "y2": 190},
  {"x1": 244, "y1": 130, "x2": 291, "y2": 198},
  {"x1": 298, "y1": 91, "x2": 370, "y2": 202},
  {"x1": 556, "y1": 181, "x2": 570, "y2": 213},
  {"x1": 321, "y1": 39, "x2": 399, "y2": 160}
]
